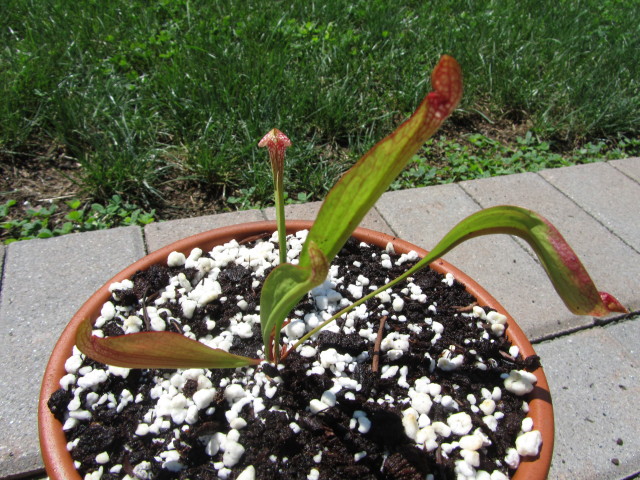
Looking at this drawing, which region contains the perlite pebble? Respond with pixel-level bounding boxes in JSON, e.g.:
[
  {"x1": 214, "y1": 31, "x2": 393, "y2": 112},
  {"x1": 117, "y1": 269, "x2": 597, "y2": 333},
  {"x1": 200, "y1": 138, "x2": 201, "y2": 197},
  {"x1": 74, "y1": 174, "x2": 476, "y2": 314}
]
[
  {"x1": 321, "y1": 390, "x2": 337, "y2": 407},
  {"x1": 193, "y1": 388, "x2": 216, "y2": 409},
  {"x1": 167, "y1": 251, "x2": 186, "y2": 267},
  {"x1": 64, "y1": 355, "x2": 83, "y2": 374},
  {"x1": 447, "y1": 412, "x2": 472, "y2": 436},
  {"x1": 357, "y1": 416, "x2": 371, "y2": 434},
  {"x1": 95, "y1": 452, "x2": 110, "y2": 464},
  {"x1": 222, "y1": 440, "x2": 245, "y2": 467},
  {"x1": 483, "y1": 415, "x2": 498, "y2": 432},
  {"x1": 85, "y1": 467, "x2": 104, "y2": 480},
  {"x1": 410, "y1": 392, "x2": 433, "y2": 415},
  {"x1": 503, "y1": 370, "x2": 537, "y2": 396},
  {"x1": 309, "y1": 399, "x2": 329, "y2": 413},
  {"x1": 490, "y1": 471, "x2": 509, "y2": 480},
  {"x1": 459, "y1": 434, "x2": 483, "y2": 451},
  {"x1": 479, "y1": 399, "x2": 496, "y2": 415},
  {"x1": 417, "y1": 426, "x2": 438, "y2": 451},
  {"x1": 515, "y1": 430, "x2": 542, "y2": 457},
  {"x1": 460, "y1": 448, "x2": 480, "y2": 467},
  {"x1": 392, "y1": 297, "x2": 404, "y2": 312},
  {"x1": 402, "y1": 408, "x2": 419, "y2": 441},
  {"x1": 504, "y1": 448, "x2": 520, "y2": 469},
  {"x1": 432, "y1": 421, "x2": 451, "y2": 437},
  {"x1": 236, "y1": 466, "x2": 256, "y2": 480}
]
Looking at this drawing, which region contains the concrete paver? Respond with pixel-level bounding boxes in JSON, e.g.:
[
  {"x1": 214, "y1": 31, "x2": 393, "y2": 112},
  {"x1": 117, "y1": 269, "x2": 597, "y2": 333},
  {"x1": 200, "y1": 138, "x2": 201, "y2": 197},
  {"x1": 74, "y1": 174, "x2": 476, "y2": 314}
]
[
  {"x1": 377, "y1": 183, "x2": 592, "y2": 340},
  {"x1": 605, "y1": 316, "x2": 640, "y2": 359},
  {"x1": 535, "y1": 318, "x2": 640, "y2": 480},
  {"x1": 144, "y1": 209, "x2": 265, "y2": 253},
  {"x1": 540, "y1": 162, "x2": 640, "y2": 253},
  {"x1": 459, "y1": 171, "x2": 640, "y2": 315},
  {"x1": 610, "y1": 157, "x2": 640, "y2": 184},
  {"x1": 0, "y1": 227, "x2": 145, "y2": 478}
]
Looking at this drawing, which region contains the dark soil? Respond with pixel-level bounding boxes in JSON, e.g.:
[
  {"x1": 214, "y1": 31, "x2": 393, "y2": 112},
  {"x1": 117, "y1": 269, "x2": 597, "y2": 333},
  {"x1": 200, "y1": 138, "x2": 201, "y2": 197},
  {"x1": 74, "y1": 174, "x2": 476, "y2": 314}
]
[{"x1": 48, "y1": 237, "x2": 539, "y2": 479}]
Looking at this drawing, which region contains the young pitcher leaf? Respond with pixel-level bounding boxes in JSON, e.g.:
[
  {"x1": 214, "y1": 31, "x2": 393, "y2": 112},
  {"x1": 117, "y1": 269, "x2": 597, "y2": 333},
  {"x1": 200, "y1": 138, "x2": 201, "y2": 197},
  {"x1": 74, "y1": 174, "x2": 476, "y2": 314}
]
[
  {"x1": 406, "y1": 206, "x2": 628, "y2": 317},
  {"x1": 299, "y1": 54, "x2": 462, "y2": 268},
  {"x1": 260, "y1": 240, "x2": 328, "y2": 361},
  {"x1": 76, "y1": 318, "x2": 260, "y2": 369}
]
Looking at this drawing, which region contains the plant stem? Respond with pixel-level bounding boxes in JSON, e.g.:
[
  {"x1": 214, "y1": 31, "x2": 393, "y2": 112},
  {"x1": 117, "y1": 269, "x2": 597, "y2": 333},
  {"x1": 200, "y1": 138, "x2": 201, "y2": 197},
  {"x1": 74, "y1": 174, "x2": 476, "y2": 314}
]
[
  {"x1": 274, "y1": 171, "x2": 287, "y2": 265},
  {"x1": 258, "y1": 128, "x2": 292, "y2": 266}
]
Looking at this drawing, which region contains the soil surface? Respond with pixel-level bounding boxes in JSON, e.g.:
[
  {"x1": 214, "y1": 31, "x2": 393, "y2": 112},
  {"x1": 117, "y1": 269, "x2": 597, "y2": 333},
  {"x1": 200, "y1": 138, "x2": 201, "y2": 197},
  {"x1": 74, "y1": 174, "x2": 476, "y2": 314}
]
[{"x1": 48, "y1": 235, "x2": 540, "y2": 479}]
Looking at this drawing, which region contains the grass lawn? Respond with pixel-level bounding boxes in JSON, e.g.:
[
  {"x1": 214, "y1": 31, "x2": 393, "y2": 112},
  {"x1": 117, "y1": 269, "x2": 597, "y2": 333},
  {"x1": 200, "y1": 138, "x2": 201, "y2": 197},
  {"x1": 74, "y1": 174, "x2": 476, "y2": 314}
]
[{"x1": 1, "y1": 0, "x2": 639, "y2": 242}]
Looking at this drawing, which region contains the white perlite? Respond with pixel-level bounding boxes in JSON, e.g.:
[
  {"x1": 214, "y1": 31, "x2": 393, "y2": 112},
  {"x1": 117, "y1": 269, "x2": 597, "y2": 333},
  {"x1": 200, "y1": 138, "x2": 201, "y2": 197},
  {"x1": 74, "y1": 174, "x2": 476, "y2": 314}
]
[
  {"x1": 236, "y1": 465, "x2": 256, "y2": 480},
  {"x1": 503, "y1": 370, "x2": 537, "y2": 396},
  {"x1": 516, "y1": 430, "x2": 543, "y2": 457}
]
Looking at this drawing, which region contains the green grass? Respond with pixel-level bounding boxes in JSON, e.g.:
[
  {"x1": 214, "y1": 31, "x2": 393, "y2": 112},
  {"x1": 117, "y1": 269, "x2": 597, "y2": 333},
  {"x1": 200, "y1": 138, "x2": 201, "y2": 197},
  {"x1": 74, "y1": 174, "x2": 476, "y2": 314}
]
[
  {"x1": 1, "y1": 0, "x2": 639, "y2": 212},
  {"x1": 392, "y1": 133, "x2": 640, "y2": 190}
]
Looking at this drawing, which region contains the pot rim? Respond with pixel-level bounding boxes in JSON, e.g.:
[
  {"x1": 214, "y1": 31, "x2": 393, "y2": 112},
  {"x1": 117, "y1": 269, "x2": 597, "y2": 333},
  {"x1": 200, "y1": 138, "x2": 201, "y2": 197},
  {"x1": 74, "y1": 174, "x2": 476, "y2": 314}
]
[{"x1": 39, "y1": 220, "x2": 553, "y2": 480}]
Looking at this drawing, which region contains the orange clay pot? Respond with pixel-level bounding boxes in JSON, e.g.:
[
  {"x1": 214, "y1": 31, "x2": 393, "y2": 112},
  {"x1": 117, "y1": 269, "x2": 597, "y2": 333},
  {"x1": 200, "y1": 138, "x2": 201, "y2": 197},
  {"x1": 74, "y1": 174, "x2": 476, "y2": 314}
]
[{"x1": 39, "y1": 221, "x2": 553, "y2": 480}]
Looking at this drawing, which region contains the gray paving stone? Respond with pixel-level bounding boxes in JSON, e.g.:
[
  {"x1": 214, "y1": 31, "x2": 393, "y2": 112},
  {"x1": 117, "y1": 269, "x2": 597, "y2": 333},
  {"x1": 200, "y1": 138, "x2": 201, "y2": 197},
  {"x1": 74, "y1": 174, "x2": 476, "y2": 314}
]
[
  {"x1": 540, "y1": 162, "x2": 640, "y2": 253},
  {"x1": 459, "y1": 171, "x2": 640, "y2": 316},
  {"x1": 0, "y1": 227, "x2": 145, "y2": 478},
  {"x1": 534, "y1": 323, "x2": 640, "y2": 480},
  {"x1": 610, "y1": 157, "x2": 640, "y2": 183},
  {"x1": 605, "y1": 315, "x2": 640, "y2": 358},
  {"x1": 263, "y1": 201, "x2": 394, "y2": 235},
  {"x1": 144, "y1": 209, "x2": 265, "y2": 253},
  {"x1": 377, "y1": 184, "x2": 587, "y2": 340}
]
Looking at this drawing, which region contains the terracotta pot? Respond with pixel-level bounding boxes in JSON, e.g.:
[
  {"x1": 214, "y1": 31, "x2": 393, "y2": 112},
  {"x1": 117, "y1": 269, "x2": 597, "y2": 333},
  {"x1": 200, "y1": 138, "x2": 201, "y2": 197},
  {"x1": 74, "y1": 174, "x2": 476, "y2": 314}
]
[{"x1": 39, "y1": 221, "x2": 553, "y2": 480}]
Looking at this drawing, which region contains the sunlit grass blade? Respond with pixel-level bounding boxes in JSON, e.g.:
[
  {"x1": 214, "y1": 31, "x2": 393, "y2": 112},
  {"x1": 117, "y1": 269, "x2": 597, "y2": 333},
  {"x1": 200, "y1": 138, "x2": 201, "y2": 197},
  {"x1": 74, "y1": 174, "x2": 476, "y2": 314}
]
[{"x1": 76, "y1": 318, "x2": 260, "y2": 369}]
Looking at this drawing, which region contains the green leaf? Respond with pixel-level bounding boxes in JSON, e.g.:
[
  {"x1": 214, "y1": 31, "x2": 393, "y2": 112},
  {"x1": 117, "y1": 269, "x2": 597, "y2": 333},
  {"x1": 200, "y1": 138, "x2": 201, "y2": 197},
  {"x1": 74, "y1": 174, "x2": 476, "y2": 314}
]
[
  {"x1": 66, "y1": 199, "x2": 82, "y2": 210},
  {"x1": 0, "y1": 200, "x2": 16, "y2": 217},
  {"x1": 259, "y1": 241, "x2": 328, "y2": 361},
  {"x1": 76, "y1": 318, "x2": 261, "y2": 369},
  {"x1": 91, "y1": 204, "x2": 106, "y2": 214},
  {"x1": 403, "y1": 206, "x2": 628, "y2": 317},
  {"x1": 66, "y1": 210, "x2": 83, "y2": 222}
]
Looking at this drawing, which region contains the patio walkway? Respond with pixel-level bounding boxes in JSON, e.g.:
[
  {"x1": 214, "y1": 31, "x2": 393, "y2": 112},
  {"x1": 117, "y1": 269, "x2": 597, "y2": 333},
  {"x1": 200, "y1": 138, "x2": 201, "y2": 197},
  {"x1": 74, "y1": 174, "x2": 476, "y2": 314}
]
[{"x1": 1, "y1": 159, "x2": 639, "y2": 479}]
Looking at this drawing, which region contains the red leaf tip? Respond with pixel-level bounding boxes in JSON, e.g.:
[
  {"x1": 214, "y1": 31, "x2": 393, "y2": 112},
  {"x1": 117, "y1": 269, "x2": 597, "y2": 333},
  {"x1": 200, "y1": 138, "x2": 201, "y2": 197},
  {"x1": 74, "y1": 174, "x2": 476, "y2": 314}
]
[
  {"x1": 259, "y1": 128, "x2": 291, "y2": 174},
  {"x1": 428, "y1": 55, "x2": 463, "y2": 120},
  {"x1": 599, "y1": 291, "x2": 628, "y2": 314},
  {"x1": 258, "y1": 128, "x2": 291, "y2": 149}
]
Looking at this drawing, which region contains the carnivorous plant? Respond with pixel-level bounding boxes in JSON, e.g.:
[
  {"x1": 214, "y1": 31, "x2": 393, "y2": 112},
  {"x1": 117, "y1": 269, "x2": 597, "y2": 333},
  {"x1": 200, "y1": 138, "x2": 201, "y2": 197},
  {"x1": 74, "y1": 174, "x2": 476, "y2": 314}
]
[{"x1": 77, "y1": 55, "x2": 627, "y2": 369}]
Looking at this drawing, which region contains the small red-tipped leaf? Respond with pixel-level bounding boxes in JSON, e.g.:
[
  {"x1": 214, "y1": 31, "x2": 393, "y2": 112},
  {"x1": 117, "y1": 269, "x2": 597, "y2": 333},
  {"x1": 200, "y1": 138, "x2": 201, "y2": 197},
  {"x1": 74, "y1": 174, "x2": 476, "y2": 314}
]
[{"x1": 76, "y1": 318, "x2": 260, "y2": 369}]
